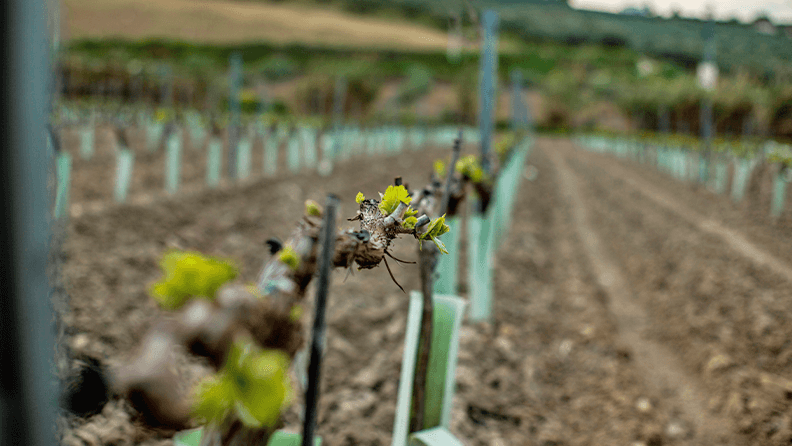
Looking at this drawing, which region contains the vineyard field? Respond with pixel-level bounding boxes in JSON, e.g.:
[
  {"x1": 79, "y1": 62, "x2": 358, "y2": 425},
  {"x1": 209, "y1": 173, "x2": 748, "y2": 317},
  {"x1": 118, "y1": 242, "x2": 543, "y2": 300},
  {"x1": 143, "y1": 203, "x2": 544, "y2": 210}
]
[{"x1": 54, "y1": 136, "x2": 792, "y2": 445}]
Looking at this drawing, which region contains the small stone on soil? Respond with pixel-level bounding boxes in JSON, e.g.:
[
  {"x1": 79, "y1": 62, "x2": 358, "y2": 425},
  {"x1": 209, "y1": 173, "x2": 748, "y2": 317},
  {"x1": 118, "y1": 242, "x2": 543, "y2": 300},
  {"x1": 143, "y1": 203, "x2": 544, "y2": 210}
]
[
  {"x1": 665, "y1": 420, "x2": 688, "y2": 439},
  {"x1": 635, "y1": 397, "x2": 652, "y2": 413}
]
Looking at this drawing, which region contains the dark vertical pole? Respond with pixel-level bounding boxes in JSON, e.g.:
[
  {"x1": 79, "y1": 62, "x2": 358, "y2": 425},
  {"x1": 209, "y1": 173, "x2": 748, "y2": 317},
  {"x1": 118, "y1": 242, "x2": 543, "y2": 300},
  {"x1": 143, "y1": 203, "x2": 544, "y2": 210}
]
[
  {"x1": 49, "y1": 0, "x2": 61, "y2": 115},
  {"x1": 659, "y1": 104, "x2": 670, "y2": 134},
  {"x1": 301, "y1": 195, "x2": 338, "y2": 446},
  {"x1": 258, "y1": 79, "x2": 269, "y2": 119},
  {"x1": 700, "y1": 17, "x2": 716, "y2": 183},
  {"x1": 227, "y1": 52, "x2": 242, "y2": 180},
  {"x1": 1, "y1": 1, "x2": 59, "y2": 446},
  {"x1": 524, "y1": 81, "x2": 534, "y2": 131},
  {"x1": 331, "y1": 76, "x2": 347, "y2": 160},
  {"x1": 510, "y1": 69, "x2": 522, "y2": 133},
  {"x1": 741, "y1": 114, "x2": 754, "y2": 141},
  {"x1": 446, "y1": 9, "x2": 462, "y2": 64},
  {"x1": 478, "y1": 9, "x2": 498, "y2": 177},
  {"x1": 160, "y1": 64, "x2": 173, "y2": 108}
]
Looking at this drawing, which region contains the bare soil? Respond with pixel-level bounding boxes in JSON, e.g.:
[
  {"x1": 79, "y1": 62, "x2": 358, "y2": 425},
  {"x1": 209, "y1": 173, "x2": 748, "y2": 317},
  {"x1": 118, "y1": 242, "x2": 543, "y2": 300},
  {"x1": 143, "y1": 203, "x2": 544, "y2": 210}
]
[{"x1": 56, "y1": 136, "x2": 792, "y2": 446}]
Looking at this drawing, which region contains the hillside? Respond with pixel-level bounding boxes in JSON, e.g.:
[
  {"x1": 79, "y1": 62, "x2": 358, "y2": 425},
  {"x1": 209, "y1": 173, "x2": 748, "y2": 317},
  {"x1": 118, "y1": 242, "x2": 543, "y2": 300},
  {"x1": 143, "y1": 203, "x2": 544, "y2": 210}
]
[{"x1": 63, "y1": 0, "x2": 454, "y2": 50}]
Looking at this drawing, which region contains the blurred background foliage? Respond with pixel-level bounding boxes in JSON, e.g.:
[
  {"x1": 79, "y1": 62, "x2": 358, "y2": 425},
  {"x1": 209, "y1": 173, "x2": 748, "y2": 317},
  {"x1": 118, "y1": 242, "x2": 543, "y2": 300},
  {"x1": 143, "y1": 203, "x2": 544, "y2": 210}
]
[{"x1": 58, "y1": 0, "x2": 792, "y2": 140}]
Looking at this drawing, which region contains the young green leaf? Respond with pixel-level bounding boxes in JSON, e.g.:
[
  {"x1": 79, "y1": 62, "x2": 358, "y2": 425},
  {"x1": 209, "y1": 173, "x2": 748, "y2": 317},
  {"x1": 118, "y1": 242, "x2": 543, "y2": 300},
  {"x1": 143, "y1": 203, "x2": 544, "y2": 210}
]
[
  {"x1": 305, "y1": 200, "x2": 321, "y2": 217},
  {"x1": 278, "y1": 246, "x2": 300, "y2": 271},
  {"x1": 192, "y1": 340, "x2": 293, "y2": 428},
  {"x1": 355, "y1": 192, "x2": 365, "y2": 204},
  {"x1": 495, "y1": 132, "x2": 516, "y2": 161},
  {"x1": 150, "y1": 250, "x2": 238, "y2": 310},
  {"x1": 379, "y1": 185, "x2": 412, "y2": 215},
  {"x1": 418, "y1": 215, "x2": 451, "y2": 254},
  {"x1": 433, "y1": 160, "x2": 446, "y2": 178},
  {"x1": 225, "y1": 341, "x2": 293, "y2": 428},
  {"x1": 431, "y1": 236, "x2": 449, "y2": 254},
  {"x1": 192, "y1": 374, "x2": 234, "y2": 425},
  {"x1": 402, "y1": 216, "x2": 418, "y2": 229},
  {"x1": 418, "y1": 214, "x2": 450, "y2": 240},
  {"x1": 289, "y1": 305, "x2": 303, "y2": 322},
  {"x1": 455, "y1": 155, "x2": 485, "y2": 182}
]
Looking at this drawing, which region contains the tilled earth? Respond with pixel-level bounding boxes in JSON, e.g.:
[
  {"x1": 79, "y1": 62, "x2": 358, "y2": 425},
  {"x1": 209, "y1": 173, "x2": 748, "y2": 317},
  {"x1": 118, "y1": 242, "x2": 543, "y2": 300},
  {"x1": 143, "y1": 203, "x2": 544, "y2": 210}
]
[{"x1": 56, "y1": 136, "x2": 792, "y2": 446}]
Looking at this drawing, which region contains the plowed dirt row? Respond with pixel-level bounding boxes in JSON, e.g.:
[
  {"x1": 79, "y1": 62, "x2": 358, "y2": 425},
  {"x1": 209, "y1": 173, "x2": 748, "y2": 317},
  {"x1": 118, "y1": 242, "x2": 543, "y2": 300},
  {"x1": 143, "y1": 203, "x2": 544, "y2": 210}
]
[
  {"x1": 560, "y1": 139, "x2": 792, "y2": 445},
  {"x1": 58, "y1": 137, "x2": 700, "y2": 446},
  {"x1": 548, "y1": 149, "x2": 736, "y2": 445}
]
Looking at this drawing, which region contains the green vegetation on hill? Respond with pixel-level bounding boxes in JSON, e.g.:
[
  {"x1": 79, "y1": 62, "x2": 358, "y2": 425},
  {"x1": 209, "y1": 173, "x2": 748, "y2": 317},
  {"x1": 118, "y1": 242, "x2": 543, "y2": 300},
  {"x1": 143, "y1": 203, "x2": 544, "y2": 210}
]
[
  {"x1": 256, "y1": 0, "x2": 792, "y2": 78},
  {"x1": 64, "y1": 37, "x2": 792, "y2": 136},
  {"x1": 62, "y1": 0, "x2": 792, "y2": 137}
]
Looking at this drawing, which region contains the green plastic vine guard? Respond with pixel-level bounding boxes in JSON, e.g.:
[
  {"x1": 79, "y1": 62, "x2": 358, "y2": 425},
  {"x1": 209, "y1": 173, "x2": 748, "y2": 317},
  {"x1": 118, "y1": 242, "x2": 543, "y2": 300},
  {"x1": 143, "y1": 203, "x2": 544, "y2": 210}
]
[
  {"x1": 287, "y1": 136, "x2": 300, "y2": 173},
  {"x1": 54, "y1": 152, "x2": 72, "y2": 219},
  {"x1": 341, "y1": 129, "x2": 352, "y2": 160},
  {"x1": 697, "y1": 153, "x2": 707, "y2": 184},
  {"x1": 492, "y1": 139, "x2": 532, "y2": 249},
  {"x1": 147, "y1": 121, "x2": 164, "y2": 152},
  {"x1": 172, "y1": 428, "x2": 321, "y2": 446},
  {"x1": 383, "y1": 128, "x2": 392, "y2": 153},
  {"x1": 663, "y1": 149, "x2": 672, "y2": 175},
  {"x1": 665, "y1": 150, "x2": 674, "y2": 176},
  {"x1": 187, "y1": 114, "x2": 206, "y2": 148},
  {"x1": 491, "y1": 173, "x2": 511, "y2": 249},
  {"x1": 467, "y1": 208, "x2": 495, "y2": 323},
  {"x1": 666, "y1": 150, "x2": 675, "y2": 177},
  {"x1": 318, "y1": 134, "x2": 333, "y2": 177},
  {"x1": 408, "y1": 427, "x2": 463, "y2": 446},
  {"x1": 264, "y1": 135, "x2": 278, "y2": 177},
  {"x1": 333, "y1": 130, "x2": 343, "y2": 161},
  {"x1": 675, "y1": 151, "x2": 685, "y2": 180},
  {"x1": 366, "y1": 130, "x2": 376, "y2": 156},
  {"x1": 379, "y1": 130, "x2": 387, "y2": 154},
  {"x1": 206, "y1": 138, "x2": 222, "y2": 189},
  {"x1": 387, "y1": 128, "x2": 396, "y2": 153},
  {"x1": 236, "y1": 137, "x2": 252, "y2": 180},
  {"x1": 369, "y1": 130, "x2": 378, "y2": 155},
  {"x1": 669, "y1": 150, "x2": 677, "y2": 176},
  {"x1": 368, "y1": 130, "x2": 376, "y2": 155},
  {"x1": 114, "y1": 149, "x2": 135, "y2": 203},
  {"x1": 731, "y1": 158, "x2": 755, "y2": 203},
  {"x1": 356, "y1": 128, "x2": 365, "y2": 156},
  {"x1": 680, "y1": 152, "x2": 688, "y2": 180},
  {"x1": 433, "y1": 217, "x2": 461, "y2": 296},
  {"x1": 302, "y1": 128, "x2": 317, "y2": 169},
  {"x1": 657, "y1": 149, "x2": 666, "y2": 173},
  {"x1": 165, "y1": 130, "x2": 182, "y2": 194},
  {"x1": 713, "y1": 161, "x2": 728, "y2": 194},
  {"x1": 771, "y1": 169, "x2": 788, "y2": 219},
  {"x1": 79, "y1": 127, "x2": 94, "y2": 160},
  {"x1": 392, "y1": 291, "x2": 467, "y2": 446},
  {"x1": 47, "y1": 131, "x2": 55, "y2": 158},
  {"x1": 351, "y1": 128, "x2": 361, "y2": 156},
  {"x1": 393, "y1": 128, "x2": 401, "y2": 153}
]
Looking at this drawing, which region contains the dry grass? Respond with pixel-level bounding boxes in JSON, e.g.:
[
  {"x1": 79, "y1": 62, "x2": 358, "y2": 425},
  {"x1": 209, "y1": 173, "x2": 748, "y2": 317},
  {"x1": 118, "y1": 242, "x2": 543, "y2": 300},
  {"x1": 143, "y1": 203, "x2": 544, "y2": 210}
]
[{"x1": 63, "y1": 0, "x2": 455, "y2": 50}]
